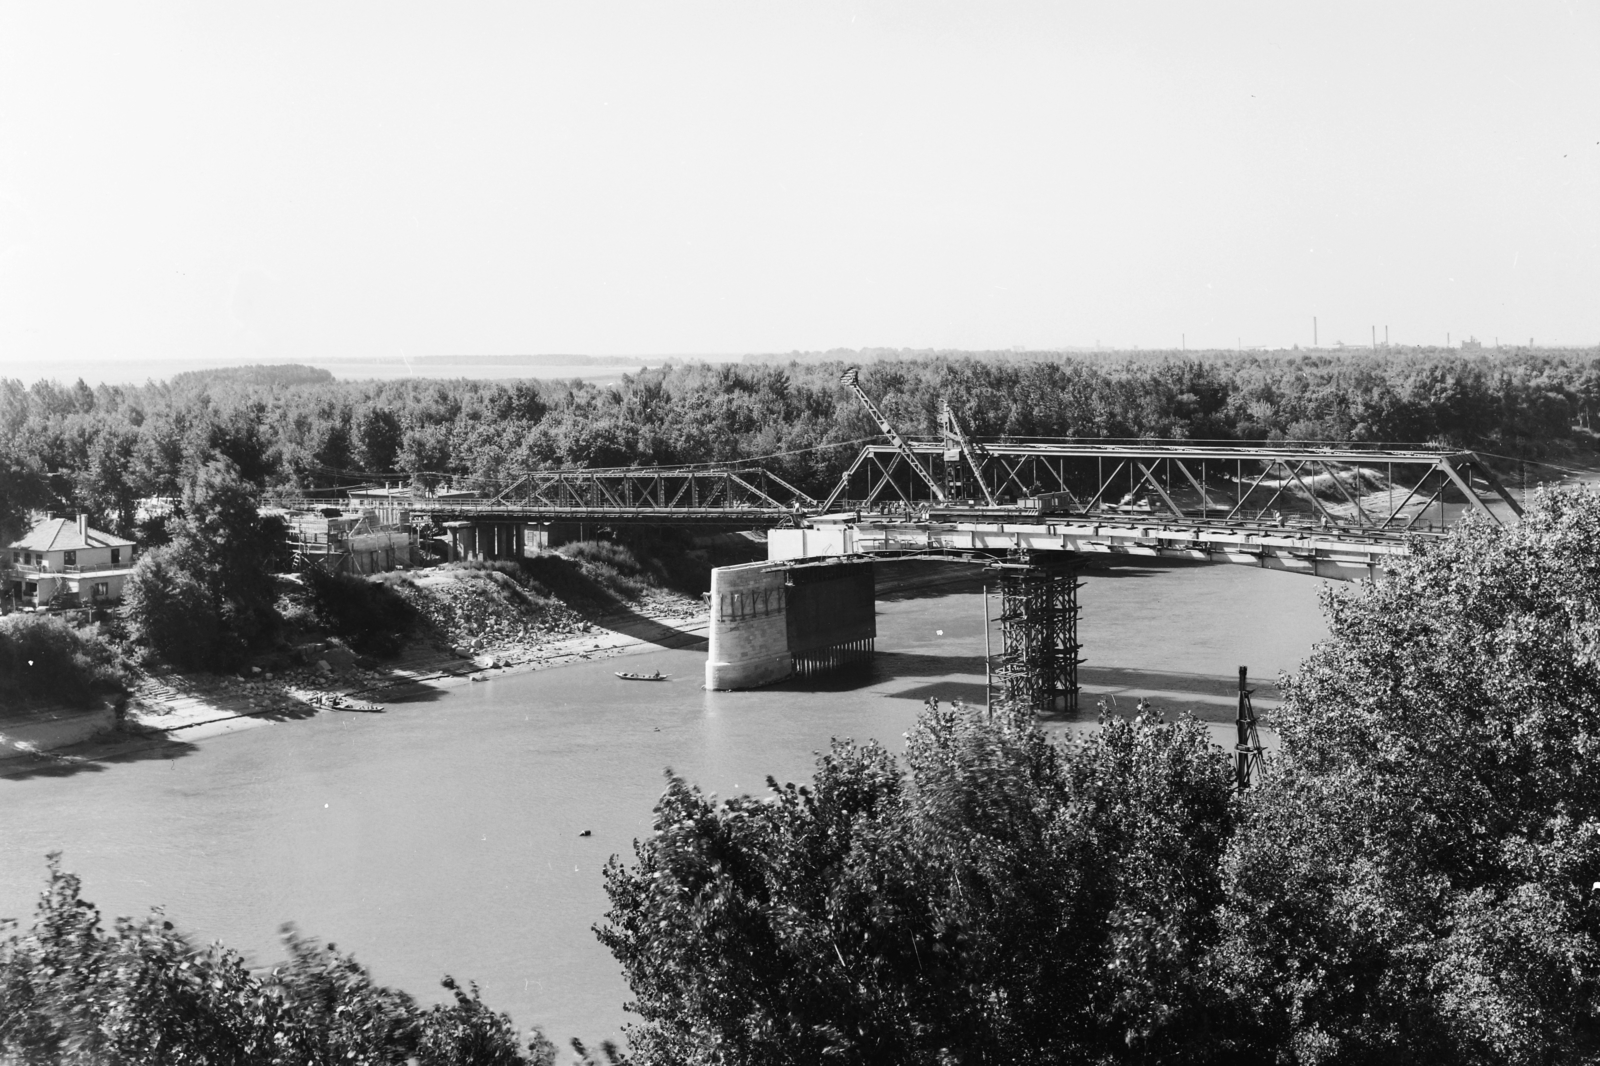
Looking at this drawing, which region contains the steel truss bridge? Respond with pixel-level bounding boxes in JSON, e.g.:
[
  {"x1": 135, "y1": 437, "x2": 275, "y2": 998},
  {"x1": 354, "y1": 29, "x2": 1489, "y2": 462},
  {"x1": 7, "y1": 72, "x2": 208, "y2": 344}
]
[
  {"x1": 274, "y1": 433, "x2": 1526, "y2": 737},
  {"x1": 273, "y1": 465, "x2": 818, "y2": 525},
  {"x1": 826, "y1": 440, "x2": 1520, "y2": 534},
  {"x1": 796, "y1": 440, "x2": 1525, "y2": 581},
  {"x1": 268, "y1": 439, "x2": 1527, "y2": 582}
]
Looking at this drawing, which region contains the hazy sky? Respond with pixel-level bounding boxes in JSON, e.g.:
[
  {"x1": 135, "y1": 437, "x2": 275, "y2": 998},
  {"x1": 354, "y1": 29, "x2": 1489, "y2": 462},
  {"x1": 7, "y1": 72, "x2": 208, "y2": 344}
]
[{"x1": 1, "y1": 2, "x2": 1596, "y2": 371}]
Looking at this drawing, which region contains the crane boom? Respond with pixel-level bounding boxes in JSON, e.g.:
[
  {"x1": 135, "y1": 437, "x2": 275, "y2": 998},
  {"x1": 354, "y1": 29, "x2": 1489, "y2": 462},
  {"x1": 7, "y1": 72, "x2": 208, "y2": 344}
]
[
  {"x1": 839, "y1": 366, "x2": 946, "y2": 503},
  {"x1": 940, "y1": 400, "x2": 998, "y2": 506}
]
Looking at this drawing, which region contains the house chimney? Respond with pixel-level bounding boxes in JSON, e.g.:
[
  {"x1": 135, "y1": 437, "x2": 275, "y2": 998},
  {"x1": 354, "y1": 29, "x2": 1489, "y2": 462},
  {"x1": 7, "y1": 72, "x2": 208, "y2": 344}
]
[{"x1": 77, "y1": 514, "x2": 87, "y2": 540}]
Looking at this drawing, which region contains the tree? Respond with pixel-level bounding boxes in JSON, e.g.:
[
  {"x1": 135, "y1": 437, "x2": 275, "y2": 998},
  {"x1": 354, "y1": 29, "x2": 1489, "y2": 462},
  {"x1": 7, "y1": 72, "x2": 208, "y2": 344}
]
[
  {"x1": 399, "y1": 422, "x2": 453, "y2": 491},
  {"x1": 599, "y1": 699, "x2": 1236, "y2": 1065},
  {"x1": 1218, "y1": 487, "x2": 1600, "y2": 1064},
  {"x1": 122, "y1": 542, "x2": 222, "y2": 669},
  {"x1": 354, "y1": 404, "x2": 403, "y2": 473},
  {"x1": 123, "y1": 459, "x2": 279, "y2": 669},
  {"x1": 0, "y1": 856, "x2": 538, "y2": 1065},
  {"x1": 0, "y1": 450, "x2": 49, "y2": 544}
]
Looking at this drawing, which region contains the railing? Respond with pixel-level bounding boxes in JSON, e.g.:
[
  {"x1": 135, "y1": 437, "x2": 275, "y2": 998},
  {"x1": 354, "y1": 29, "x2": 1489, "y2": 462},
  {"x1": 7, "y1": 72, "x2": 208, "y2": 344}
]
[{"x1": 4, "y1": 559, "x2": 131, "y2": 575}]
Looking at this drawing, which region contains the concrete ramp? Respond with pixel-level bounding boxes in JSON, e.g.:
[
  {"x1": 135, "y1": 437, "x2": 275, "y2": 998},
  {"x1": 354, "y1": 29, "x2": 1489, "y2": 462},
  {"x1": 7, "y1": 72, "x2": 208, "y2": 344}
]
[{"x1": 704, "y1": 558, "x2": 875, "y2": 690}]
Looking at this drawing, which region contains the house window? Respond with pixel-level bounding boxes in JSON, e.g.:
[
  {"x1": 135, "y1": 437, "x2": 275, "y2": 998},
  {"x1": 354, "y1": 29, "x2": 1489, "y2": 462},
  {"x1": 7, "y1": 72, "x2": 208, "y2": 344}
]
[
  {"x1": 92, "y1": 581, "x2": 109, "y2": 600},
  {"x1": 110, "y1": 548, "x2": 120, "y2": 566},
  {"x1": 23, "y1": 553, "x2": 31, "y2": 565},
  {"x1": 64, "y1": 551, "x2": 76, "y2": 566}
]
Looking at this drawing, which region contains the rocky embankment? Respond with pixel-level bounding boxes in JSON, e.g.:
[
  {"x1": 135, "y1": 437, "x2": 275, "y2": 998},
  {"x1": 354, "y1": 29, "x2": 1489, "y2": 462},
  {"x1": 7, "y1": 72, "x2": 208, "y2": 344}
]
[{"x1": 117, "y1": 564, "x2": 708, "y2": 739}]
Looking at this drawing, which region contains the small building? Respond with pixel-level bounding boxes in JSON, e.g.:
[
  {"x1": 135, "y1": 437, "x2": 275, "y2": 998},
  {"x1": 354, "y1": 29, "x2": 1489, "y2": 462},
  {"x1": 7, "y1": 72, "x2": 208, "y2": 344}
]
[
  {"x1": 282, "y1": 509, "x2": 417, "y2": 575},
  {"x1": 4, "y1": 516, "x2": 137, "y2": 610}
]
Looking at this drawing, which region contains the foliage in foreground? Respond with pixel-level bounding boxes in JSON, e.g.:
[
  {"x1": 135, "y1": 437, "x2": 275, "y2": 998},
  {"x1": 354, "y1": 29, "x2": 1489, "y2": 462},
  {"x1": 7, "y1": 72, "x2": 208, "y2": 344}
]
[
  {"x1": 602, "y1": 488, "x2": 1600, "y2": 1065},
  {"x1": 1219, "y1": 487, "x2": 1600, "y2": 1064},
  {"x1": 0, "y1": 857, "x2": 549, "y2": 1066},
  {"x1": 600, "y1": 701, "x2": 1235, "y2": 1065},
  {"x1": 0, "y1": 614, "x2": 126, "y2": 712}
]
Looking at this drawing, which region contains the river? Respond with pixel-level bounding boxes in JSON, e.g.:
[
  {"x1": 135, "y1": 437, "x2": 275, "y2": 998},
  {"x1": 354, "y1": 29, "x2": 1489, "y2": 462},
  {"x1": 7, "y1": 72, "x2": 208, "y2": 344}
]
[{"x1": 0, "y1": 559, "x2": 1332, "y2": 1047}]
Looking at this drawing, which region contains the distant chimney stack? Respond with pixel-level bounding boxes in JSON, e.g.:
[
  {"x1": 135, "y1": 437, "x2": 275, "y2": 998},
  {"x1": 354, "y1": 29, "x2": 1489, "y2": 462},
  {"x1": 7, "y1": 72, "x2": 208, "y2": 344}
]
[{"x1": 77, "y1": 515, "x2": 87, "y2": 539}]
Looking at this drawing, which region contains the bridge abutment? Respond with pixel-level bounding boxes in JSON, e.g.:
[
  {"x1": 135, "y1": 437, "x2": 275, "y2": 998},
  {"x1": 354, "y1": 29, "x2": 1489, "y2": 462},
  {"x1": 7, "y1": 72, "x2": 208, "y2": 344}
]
[{"x1": 705, "y1": 558, "x2": 876, "y2": 689}]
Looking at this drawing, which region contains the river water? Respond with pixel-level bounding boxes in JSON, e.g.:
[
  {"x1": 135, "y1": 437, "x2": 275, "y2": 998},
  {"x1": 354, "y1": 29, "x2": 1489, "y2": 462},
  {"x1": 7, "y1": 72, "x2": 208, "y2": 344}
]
[{"x1": 0, "y1": 560, "x2": 1331, "y2": 1047}]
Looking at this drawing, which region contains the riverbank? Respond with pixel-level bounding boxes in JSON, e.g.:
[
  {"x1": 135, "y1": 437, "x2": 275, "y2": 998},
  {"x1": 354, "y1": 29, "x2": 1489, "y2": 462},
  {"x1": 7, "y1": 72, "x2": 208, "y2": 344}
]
[{"x1": 0, "y1": 592, "x2": 710, "y2": 779}]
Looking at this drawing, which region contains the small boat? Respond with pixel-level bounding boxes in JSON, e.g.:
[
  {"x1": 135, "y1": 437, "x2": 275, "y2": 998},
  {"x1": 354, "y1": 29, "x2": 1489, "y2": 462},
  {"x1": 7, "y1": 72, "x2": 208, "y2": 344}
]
[
  {"x1": 326, "y1": 695, "x2": 384, "y2": 712},
  {"x1": 615, "y1": 670, "x2": 667, "y2": 682}
]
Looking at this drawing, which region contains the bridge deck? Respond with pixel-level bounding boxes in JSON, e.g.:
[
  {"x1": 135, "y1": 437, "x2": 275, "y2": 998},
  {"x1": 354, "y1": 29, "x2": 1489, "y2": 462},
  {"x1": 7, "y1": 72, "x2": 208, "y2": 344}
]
[{"x1": 773, "y1": 516, "x2": 1418, "y2": 581}]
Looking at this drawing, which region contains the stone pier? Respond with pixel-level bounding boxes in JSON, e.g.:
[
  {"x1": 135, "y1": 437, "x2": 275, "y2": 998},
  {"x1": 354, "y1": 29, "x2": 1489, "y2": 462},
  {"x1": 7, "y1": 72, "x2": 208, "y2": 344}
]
[
  {"x1": 443, "y1": 521, "x2": 559, "y2": 561},
  {"x1": 704, "y1": 558, "x2": 876, "y2": 689}
]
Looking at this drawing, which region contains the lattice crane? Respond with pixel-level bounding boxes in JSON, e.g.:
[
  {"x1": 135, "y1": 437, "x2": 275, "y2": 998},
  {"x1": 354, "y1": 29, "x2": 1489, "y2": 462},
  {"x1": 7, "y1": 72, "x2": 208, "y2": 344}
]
[
  {"x1": 839, "y1": 366, "x2": 947, "y2": 504},
  {"x1": 940, "y1": 399, "x2": 998, "y2": 506}
]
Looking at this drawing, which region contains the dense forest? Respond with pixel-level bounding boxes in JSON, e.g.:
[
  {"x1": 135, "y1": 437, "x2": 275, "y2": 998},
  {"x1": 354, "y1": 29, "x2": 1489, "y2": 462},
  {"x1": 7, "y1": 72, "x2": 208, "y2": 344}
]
[{"x1": 1, "y1": 347, "x2": 1596, "y2": 542}]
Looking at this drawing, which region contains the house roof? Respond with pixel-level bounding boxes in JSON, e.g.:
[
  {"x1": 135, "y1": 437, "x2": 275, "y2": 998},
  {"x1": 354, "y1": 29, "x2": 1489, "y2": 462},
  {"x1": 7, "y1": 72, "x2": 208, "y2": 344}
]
[{"x1": 8, "y1": 517, "x2": 135, "y2": 552}]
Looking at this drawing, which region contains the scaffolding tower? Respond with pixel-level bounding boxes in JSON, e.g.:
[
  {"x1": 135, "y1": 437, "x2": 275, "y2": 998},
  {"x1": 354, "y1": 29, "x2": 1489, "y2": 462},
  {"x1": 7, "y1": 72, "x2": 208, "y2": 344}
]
[
  {"x1": 988, "y1": 555, "x2": 1083, "y2": 714},
  {"x1": 1235, "y1": 665, "x2": 1265, "y2": 789}
]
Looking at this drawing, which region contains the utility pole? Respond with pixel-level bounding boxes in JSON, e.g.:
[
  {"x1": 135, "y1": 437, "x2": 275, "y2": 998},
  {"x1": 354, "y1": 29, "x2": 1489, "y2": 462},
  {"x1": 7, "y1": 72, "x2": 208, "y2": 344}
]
[
  {"x1": 1182, "y1": 333, "x2": 1185, "y2": 352},
  {"x1": 1385, "y1": 325, "x2": 1389, "y2": 347},
  {"x1": 1313, "y1": 317, "x2": 1318, "y2": 347},
  {"x1": 1371, "y1": 325, "x2": 1376, "y2": 351}
]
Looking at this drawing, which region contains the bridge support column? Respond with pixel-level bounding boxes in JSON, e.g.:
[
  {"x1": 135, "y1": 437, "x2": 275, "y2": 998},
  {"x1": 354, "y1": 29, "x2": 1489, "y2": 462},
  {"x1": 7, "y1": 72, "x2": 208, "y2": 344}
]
[
  {"x1": 443, "y1": 521, "x2": 472, "y2": 562},
  {"x1": 706, "y1": 558, "x2": 876, "y2": 690},
  {"x1": 705, "y1": 562, "x2": 792, "y2": 689},
  {"x1": 988, "y1": 555, "x2": 1082, "y2": 714}
]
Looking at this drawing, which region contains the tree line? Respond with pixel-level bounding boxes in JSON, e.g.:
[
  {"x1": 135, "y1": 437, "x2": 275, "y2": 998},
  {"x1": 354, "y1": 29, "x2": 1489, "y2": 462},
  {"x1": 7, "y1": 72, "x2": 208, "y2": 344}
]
[{"x1": 2, "y1": 348, "x2": 1596, "y2": 542}]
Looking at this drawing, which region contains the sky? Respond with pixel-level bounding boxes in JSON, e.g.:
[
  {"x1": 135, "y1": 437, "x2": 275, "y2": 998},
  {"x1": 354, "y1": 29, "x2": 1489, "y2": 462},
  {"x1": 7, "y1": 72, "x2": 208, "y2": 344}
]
[{"x1": 1, "y1": 2, "x2": 1597, "y2": 377}]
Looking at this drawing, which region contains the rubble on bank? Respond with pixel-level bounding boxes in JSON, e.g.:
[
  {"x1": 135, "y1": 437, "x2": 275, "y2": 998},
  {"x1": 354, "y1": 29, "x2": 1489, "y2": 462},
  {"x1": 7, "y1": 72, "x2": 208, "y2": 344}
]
[{"x1": 119, "y1": 561, "x2": 709, "y2": 737}]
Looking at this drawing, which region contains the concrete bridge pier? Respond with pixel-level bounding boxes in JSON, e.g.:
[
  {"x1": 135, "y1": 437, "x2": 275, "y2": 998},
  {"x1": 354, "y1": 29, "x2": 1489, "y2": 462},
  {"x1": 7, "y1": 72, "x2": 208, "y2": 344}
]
[
  {"x1": 443, "y1": 521, "x2": 527, "y2": 562},
  {"x1": 705, "y1": 558, "x2": 876, "y2": 690}
]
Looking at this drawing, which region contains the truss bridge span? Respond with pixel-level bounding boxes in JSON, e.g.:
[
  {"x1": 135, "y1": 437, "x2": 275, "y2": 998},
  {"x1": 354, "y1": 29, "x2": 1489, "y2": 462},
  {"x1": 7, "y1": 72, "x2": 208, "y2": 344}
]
[
  {"x1": 273, "y1": 443, "x2": 1521, "y2": 580},
  {"x1": 800, "y1": 441, "x2": 1522, "y2": 581},
  {"x1": 270, "y1": 464, "x2": 817, "y2": 529}
]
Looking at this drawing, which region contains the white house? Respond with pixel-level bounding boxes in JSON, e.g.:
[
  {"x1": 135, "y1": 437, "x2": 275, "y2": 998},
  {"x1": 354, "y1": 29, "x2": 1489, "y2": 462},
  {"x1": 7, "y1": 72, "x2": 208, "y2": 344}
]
[{"x1": 4, "y1": 516, "x2": 137, "y2": 610}]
